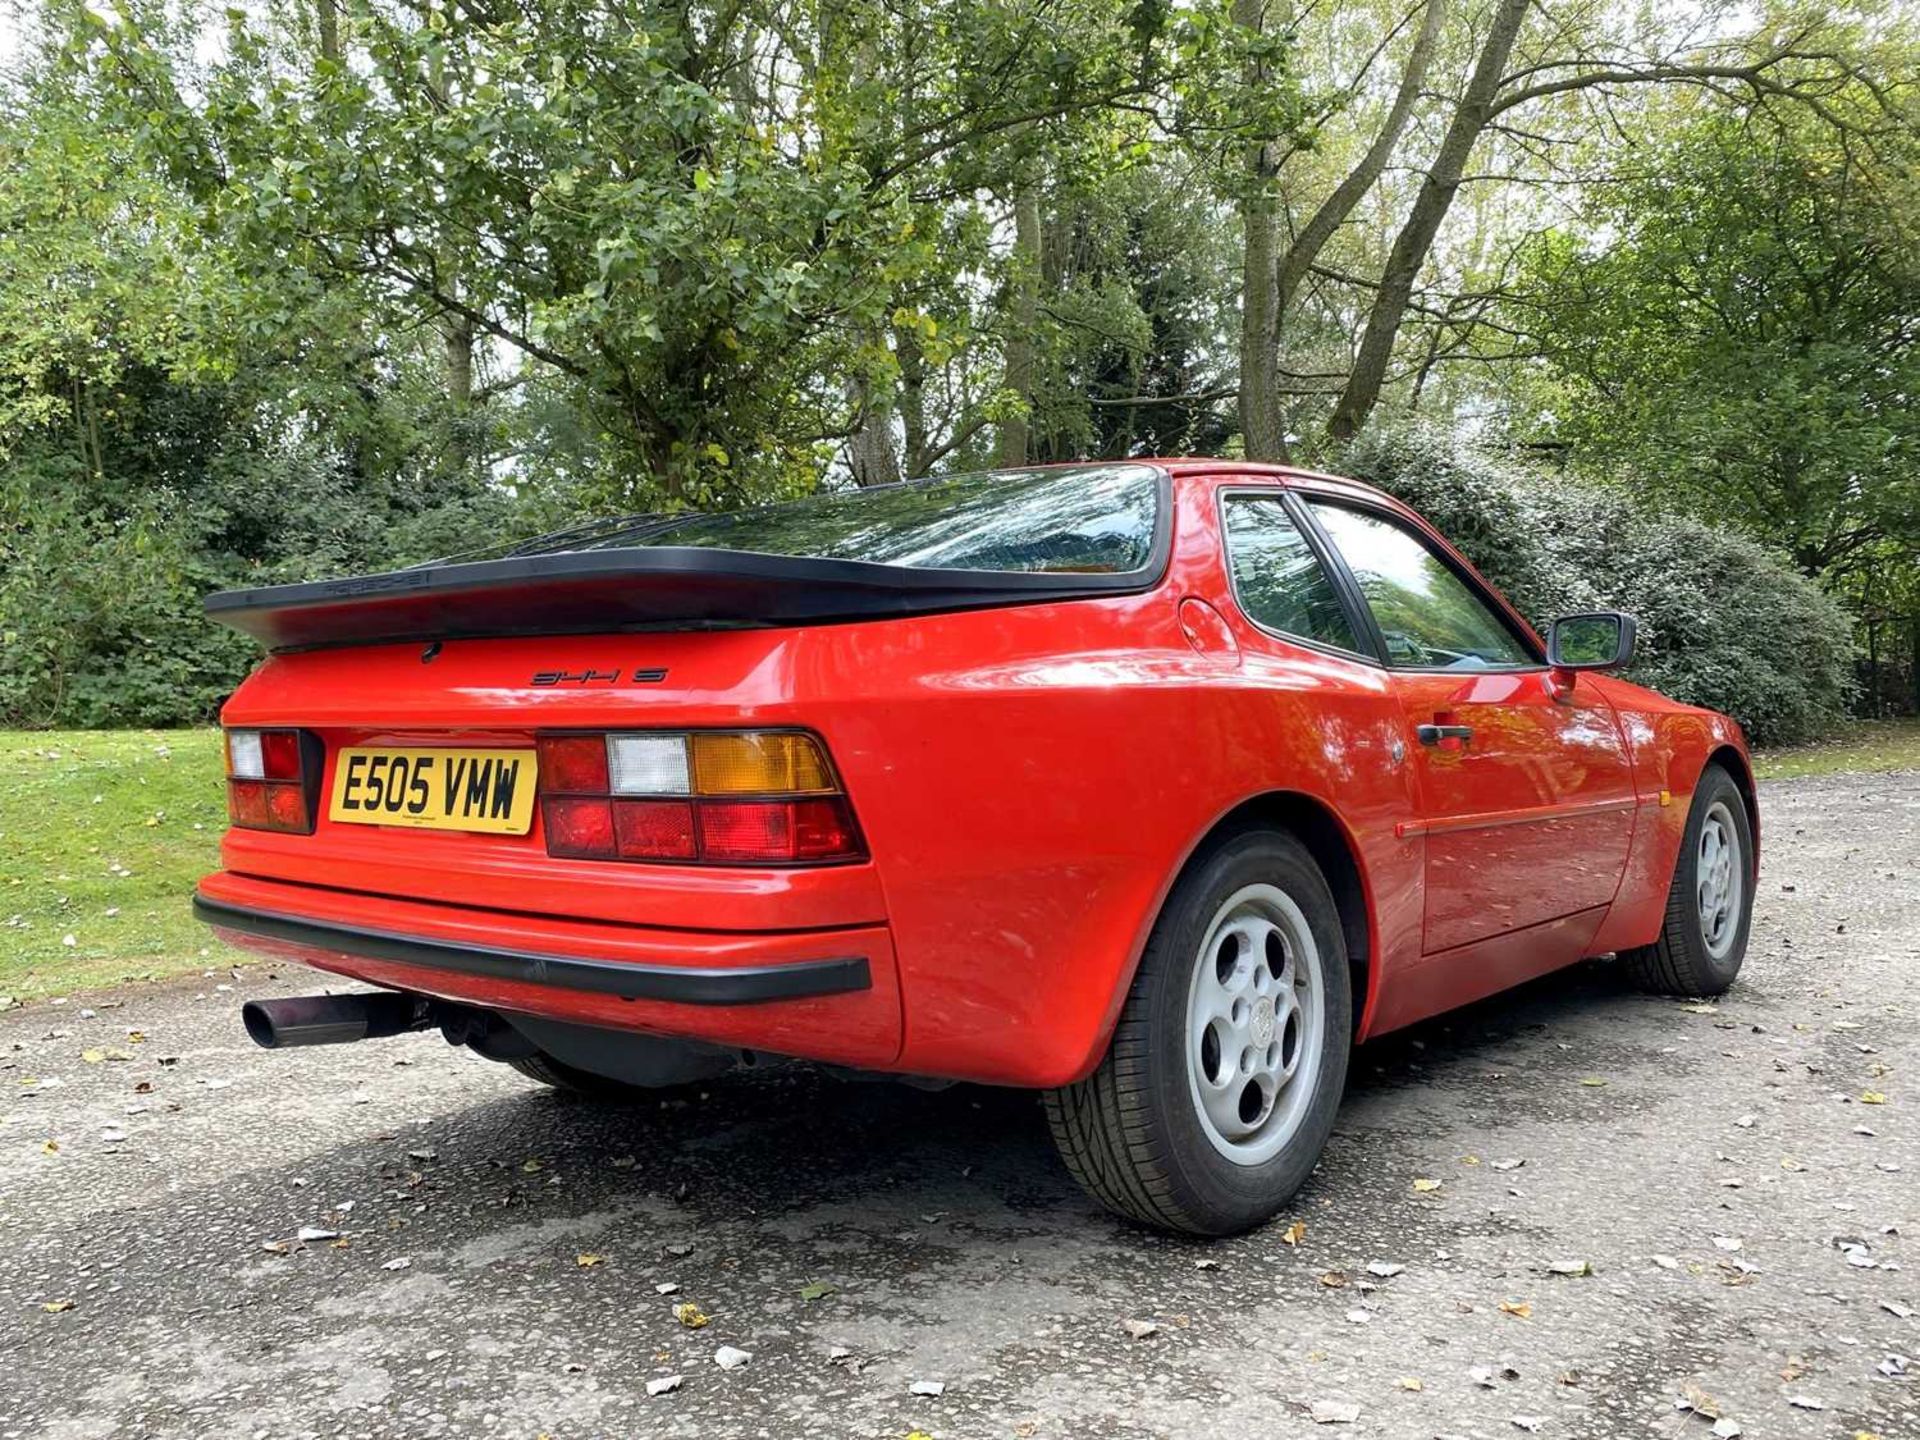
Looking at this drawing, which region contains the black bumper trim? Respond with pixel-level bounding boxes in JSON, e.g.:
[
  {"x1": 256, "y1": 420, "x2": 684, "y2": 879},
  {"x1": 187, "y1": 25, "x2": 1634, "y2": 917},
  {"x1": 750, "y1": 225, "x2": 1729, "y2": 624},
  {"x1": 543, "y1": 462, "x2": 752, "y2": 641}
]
[{"x1": 192, "y1": 894, "x2": 872, "y2": 1006}]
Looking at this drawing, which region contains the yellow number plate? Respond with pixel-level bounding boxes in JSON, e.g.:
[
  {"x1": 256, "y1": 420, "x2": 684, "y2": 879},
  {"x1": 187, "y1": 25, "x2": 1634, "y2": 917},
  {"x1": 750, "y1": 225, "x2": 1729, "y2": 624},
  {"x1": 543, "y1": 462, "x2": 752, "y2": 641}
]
[{"x1": 328, "y1": 747, "x2": 539, "y2": 835}]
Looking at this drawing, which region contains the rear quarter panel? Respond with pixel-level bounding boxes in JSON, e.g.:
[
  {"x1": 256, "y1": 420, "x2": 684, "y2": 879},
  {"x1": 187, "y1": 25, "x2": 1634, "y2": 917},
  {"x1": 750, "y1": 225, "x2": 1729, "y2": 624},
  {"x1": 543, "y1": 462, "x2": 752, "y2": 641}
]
[{"x1": 819, "y1": 480, "x2": 1422, "y2": 1086}]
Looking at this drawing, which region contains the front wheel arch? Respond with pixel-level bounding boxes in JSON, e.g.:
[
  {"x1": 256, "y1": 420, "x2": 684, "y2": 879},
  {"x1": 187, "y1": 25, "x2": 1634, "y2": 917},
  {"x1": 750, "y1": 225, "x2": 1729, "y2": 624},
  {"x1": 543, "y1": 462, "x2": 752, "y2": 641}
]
[{"x1": 1706, "y1": 743, "x2": 1760, "y2": 875}]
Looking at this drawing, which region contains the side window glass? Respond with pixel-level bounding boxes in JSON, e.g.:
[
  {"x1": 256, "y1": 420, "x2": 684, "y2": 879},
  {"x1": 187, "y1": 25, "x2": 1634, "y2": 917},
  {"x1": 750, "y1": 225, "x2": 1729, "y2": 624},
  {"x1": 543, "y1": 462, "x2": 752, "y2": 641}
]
[
  {"x1": 1307, "y1": 503, "x2": 1533, "y2": 669},
  {"x1": 1222, "y1": 496, "x2": 1361, "y2": 654}
]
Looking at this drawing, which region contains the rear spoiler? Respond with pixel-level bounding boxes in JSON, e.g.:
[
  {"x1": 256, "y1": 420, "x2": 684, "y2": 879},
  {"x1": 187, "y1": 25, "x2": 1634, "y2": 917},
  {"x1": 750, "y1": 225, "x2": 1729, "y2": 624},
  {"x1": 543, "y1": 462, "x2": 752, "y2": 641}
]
[{"x1": 204, "y1": 547, "x2": 1162, "y2": 652}]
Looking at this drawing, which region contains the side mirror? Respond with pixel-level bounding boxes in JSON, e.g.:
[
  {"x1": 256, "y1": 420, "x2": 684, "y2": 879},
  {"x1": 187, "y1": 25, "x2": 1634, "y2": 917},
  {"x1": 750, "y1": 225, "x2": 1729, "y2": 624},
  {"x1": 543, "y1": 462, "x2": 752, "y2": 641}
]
[{"x1": 1547, "y1": 611, "x2": 1637, "y2": 671}]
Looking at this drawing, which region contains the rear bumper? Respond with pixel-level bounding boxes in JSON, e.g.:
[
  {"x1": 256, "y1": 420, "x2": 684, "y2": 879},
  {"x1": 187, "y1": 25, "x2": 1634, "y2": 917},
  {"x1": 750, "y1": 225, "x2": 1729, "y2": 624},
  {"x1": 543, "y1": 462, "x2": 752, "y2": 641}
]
[
  {"x1": 194, "y1": 871, "x2": 903, "y2": 1068},
  {"x1": 192, "y1": 895, "x2": 871, "y2": 1005}
]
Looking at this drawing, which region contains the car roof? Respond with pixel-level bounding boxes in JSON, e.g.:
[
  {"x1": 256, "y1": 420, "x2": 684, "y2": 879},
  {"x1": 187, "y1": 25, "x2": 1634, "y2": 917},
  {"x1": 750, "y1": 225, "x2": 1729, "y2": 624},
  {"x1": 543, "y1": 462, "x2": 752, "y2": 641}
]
[{"x1": 1143, "y1": 457, "x2": 1406, "y2": 511}]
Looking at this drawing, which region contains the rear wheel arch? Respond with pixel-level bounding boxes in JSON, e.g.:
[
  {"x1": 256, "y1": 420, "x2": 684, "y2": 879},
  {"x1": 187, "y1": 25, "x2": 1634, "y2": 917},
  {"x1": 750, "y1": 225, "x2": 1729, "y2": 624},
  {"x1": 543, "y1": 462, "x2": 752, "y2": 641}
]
[{"x1": 1173, "y1": 792, "x2": 1373, "y2": 1038}]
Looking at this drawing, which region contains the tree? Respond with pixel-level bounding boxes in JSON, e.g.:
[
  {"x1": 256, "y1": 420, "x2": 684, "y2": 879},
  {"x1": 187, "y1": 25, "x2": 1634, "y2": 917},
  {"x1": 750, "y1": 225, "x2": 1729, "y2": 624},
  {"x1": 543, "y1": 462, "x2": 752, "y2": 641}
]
[{"x1": 1507, "y1": 106, "x2": 1920, "y2": 590}]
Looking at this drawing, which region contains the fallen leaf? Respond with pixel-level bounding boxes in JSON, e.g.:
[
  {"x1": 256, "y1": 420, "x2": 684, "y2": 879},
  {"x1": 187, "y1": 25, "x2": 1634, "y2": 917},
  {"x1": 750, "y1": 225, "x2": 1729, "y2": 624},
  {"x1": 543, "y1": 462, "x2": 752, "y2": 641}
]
[
  {"x1": 673, "y1": 1302, "x2": 710, "y2": 1329},
  {"x1": 521, "y1": 1157, "x2": 545, "y2": 1172},
  {"x1": 1317, "y1": 1271, "x2": 1349, "y2": 1288},
  {"x1": 41, "y1": 1299, "x2": 75, "y2": 1313},
  {"x1": 1308, "y1": 1399, "x2": 1360, "y2": 1424},
  {"x1": 1578, "y1": 1077, "x2": 1608, "y2": 1088},
  {"x1": 41, "y1": 1140, "x2": 58, "y2": 1155},
  {"x1": 1859, "y1": 1091, "x2": 1887, "y2": 1105},
  {"x1": 1545, "y1": 1259, "x2": 1591, "y2": 1277},
  {"x1": 81, "y1": 1049, "x2": 106, "y2": 1064},
  {"x1": 576, "y1": 1253, "x2": 604, "y2": 1268},
  {"x1": 798, "y1": 1280, "x2": 837, "y2": 1302},
  {"x1": 1411, "y1": 1178, "x2": 1442, "y2": 1193},
  {"x1": 1676, "y1": 1384, "x2": 1721, "y2": 1419},
  {"x1": 1396, "y1": 1376, "x2": 1423, "y2": 1392},
  {"x1": 1280, "y1": 1219, "x2": 1306, "y2": 1245},
  {"x1": 1499, "y1": 1300, "x2": 1532, "y2": 1319}
]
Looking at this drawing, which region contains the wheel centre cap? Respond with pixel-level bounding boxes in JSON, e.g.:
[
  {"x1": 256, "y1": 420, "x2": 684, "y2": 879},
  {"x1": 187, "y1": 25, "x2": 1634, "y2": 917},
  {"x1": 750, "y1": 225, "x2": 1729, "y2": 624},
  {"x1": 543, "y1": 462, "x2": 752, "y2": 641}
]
[{"x1": 1251, "y1": 995, "x2": 1276, "y2": 1045}]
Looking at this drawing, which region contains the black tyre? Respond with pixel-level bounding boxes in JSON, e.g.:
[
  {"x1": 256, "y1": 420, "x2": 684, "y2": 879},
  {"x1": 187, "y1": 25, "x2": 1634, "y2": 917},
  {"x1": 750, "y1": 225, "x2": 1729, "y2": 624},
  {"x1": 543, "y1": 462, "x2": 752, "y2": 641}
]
[
  {"x1": 1044, "y1": 829, "x2": 1351, "y2": 1236},
  {"x1": 508, "y1": 1052, "x2": 660, "y2": 1101},
  {"x1": 1619, "y1": 763, "x2": 1755, "y2": 996}
]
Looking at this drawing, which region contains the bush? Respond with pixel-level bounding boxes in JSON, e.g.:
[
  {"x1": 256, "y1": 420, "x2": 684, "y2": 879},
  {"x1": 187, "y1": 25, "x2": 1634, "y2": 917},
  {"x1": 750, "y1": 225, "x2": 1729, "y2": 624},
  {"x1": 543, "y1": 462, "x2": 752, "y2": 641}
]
[{"x1": 1339, "y1": 423, "x2": 1856, "y2": 747}]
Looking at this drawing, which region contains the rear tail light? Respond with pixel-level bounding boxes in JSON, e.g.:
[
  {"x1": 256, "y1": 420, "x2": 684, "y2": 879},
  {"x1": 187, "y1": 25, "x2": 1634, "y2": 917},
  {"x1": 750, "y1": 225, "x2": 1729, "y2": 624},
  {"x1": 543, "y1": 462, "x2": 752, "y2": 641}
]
[
  {"x1": 535, "y1": 731, "x2": 863, "y2": 865},
  {"x1": 224, "y1": 727, "x2": 320, "y2": 834}
]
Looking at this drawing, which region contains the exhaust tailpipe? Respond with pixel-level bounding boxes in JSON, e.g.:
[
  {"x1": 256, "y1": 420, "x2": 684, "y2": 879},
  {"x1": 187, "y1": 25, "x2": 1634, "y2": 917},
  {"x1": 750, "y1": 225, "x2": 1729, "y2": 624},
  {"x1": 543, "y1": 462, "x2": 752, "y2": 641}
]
[{"x1": 242, "y1": 992, "x2": 424, "y2": 1049}]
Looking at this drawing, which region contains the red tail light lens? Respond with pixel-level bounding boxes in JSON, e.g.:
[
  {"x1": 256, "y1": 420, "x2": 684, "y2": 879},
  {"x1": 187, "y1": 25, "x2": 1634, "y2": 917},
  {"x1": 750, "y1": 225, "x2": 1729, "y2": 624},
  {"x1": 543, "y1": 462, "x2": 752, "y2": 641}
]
[
  {"x1": 614, "y1": 799, "x2": 699, "y2": 860},
  {"x1": 535, "y1": 735, "x2": 611, "y2": 795},
  {"x1": 536, "y1": 731, "x2": 863, "y2": 865},
  {"x1": 224, "y1": 728, "x2": 318, "y2": 834},
  {"x1": 699, "y1": 799, "x2": 861, "y2": 862},
  {"x1": 543, "y1": 796, "x2": 616, "y2": 858}
]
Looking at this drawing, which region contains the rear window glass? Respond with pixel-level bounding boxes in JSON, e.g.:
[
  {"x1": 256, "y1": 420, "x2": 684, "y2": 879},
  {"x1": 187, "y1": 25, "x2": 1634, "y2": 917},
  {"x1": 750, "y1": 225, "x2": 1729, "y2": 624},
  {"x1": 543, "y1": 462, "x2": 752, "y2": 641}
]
[{"x1": 500, "y1": 465, "x2": 1163, "y2": 575}]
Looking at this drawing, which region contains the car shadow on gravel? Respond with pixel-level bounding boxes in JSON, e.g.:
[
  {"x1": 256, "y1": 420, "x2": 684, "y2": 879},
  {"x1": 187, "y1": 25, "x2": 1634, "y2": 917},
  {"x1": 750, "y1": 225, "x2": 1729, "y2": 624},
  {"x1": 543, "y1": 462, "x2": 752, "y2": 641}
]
[{"x1": 342, "y1": 953, "x2": 1678, "y2": 1236}]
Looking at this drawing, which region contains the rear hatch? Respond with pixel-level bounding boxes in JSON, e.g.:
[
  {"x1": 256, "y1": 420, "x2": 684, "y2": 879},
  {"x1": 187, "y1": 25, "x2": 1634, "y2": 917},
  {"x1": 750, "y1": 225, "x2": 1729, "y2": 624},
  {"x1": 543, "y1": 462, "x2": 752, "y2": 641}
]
[{"x1": 206, "y1": 464, "x2": 1170, "y2": 930}]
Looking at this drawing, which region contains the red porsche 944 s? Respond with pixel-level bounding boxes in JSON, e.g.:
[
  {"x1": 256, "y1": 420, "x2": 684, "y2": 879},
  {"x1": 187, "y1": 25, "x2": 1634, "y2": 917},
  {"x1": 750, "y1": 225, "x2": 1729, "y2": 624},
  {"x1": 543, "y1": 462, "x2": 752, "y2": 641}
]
[{"x1": 197, "y1": 461, "x2": 1756, "y2": 1235}]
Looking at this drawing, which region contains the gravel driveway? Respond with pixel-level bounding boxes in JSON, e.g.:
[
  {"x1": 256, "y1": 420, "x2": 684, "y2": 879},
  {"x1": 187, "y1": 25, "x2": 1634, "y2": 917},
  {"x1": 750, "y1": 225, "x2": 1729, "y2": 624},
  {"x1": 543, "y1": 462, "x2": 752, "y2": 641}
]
[{"x1": 3, "y1": 772, "x2": 1915, "y2": 1440}]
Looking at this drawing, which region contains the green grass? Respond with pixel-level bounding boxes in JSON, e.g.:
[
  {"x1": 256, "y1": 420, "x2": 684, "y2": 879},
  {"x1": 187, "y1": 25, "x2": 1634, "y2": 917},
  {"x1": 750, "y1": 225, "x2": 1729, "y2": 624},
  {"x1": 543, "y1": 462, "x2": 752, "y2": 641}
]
[
  {"x1": 0, "y1": 716, "x2": 1915, "y2": 1004},
  {"x1": 1751, "y1": 717, "x2": 1920, "y2": 780},
  {"x1": 0, "y1": 729, "x2": 241, "y2": 1001}
]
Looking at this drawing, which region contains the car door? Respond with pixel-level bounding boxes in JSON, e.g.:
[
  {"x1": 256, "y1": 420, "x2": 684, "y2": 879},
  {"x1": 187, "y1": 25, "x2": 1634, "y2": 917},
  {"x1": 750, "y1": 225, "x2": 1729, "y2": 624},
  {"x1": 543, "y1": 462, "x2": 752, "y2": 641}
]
[{"x1": 1300, "y1": 497, "x2": 1637, "y2": 955}]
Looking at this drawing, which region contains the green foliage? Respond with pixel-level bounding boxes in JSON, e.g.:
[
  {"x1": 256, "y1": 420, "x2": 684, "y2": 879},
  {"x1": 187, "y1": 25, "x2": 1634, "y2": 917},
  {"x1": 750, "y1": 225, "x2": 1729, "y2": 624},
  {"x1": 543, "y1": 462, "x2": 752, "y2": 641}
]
[
  {"x1": 1342, "y1": 424, "x2": 1857, "y2": 746},
  {"x1": 1508, "y1": 108, "x2": 1920, "y2": 599}
]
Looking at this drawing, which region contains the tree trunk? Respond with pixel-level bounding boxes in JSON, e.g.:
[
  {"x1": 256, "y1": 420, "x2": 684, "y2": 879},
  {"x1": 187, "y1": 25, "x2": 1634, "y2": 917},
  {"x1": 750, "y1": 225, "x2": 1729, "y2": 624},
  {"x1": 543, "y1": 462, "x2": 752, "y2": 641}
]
[
  {"x1": 1233, "y1": 0, "x2": 1285, "y2": 460},
  {"x1": 443, "y1": 314, "x2": 474, "y2": 410},
  {"x1": 997, "y1": 168, "x2": 1043, "y2": 468},
  {"x1": 846, "y1": 368, "x2": 902, "y2": 486},
  {"x1": 1274, "y1": 0, "x2": 1445, "y2": 318},
  {"x1": 1327, "y1": 0, "x2": 1531, "y2": 443},
  {"x1": 314, "y1": 0, "x2": 339, "y2": 64},
  {"x1": 896, "y1": 319, "x2": 931, "y2": 478}
]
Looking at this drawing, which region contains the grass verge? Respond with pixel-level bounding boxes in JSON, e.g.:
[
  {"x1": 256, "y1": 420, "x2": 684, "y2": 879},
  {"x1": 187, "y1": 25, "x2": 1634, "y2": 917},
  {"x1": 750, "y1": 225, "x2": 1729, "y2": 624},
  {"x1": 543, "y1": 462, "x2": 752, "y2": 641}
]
[
  {"x1": 0, "y1": 729, "x2": 240, "y2": 1002},
  {"x1": 1751, "y1": 717, "x2": 1920, "y2": 780}
]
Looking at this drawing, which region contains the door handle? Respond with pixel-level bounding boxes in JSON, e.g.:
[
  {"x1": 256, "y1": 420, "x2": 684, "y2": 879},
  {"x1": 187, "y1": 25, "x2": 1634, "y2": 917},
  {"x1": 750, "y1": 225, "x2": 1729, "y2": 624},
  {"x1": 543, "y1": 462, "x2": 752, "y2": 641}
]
[{"x1": 1416, "y1": 723, "x2": 1474, "y2": 748}]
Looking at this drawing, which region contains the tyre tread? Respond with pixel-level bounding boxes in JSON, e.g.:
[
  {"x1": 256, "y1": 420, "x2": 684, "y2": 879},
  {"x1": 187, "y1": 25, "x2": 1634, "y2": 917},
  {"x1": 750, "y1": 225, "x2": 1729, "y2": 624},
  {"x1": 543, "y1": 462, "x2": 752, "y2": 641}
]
[{"x1": 1620, "y1": 763, "x2": 1750, "y2": 997}]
